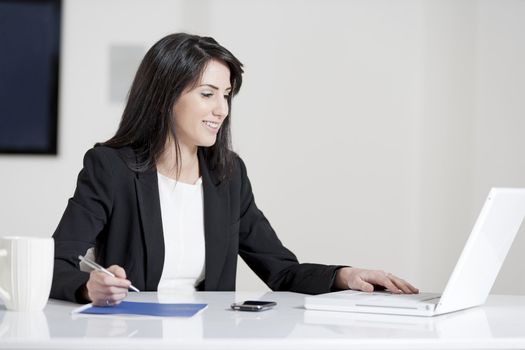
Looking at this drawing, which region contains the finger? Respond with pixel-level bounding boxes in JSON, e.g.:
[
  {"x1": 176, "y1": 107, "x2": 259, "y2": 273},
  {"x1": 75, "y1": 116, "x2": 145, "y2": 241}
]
[
  {"x1": 88, "y1": 289, "x2": 111, "y2": 306},
  {"x1": 90, "y1": 290, "x2": 127, "y2": 306},
  {"x1": 107, "y1": 292, "x2": 127, "y2": 303},
  {"x1": 360, "y1": 270, "x2": 399, "y2": 293},
  {"x1": 377, "y1": 273, "x2": 402, "y2": 294},
  {"x1": 387, "y1": 273, "x2": 419, "y2": 294},
  {"x1": 107, "y1": 265, "x2": 127, "y2": 279},
  {"x1": 96, "y1": 298, "x2": 118, "y2": 307},
  {"x1": 405, "y1": 281, "x2": 419, "y2": 294},
  {"x1": 105, "y1": 266, "x2": 132, "y2": 289},
  {"x1": 350, "y1": 278, "x2": 374, "y2": 293},
  {"x1": 347, "y1": 269, "x2": 381, "y2": 293},
  {"x1": 85, "y1": 274, "x2": 119, "y2": 304},
  {"x1": 398, "y1": 277, "x2": 419, "y2": 294},
  {"x1": 389, "y1": 275, "x2": 414, "y2": 294},
  {"x1": 108, "y1": 285, "x2": 130, "y2": 295},
  {"x1": 96, "y1": 271, "x2": 131, "y2": 289}
]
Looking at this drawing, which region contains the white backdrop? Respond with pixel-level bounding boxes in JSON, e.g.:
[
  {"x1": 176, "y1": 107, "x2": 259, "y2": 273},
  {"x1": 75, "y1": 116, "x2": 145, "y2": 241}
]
[{"x1": 1, "y1": 0, "x2": 524, "y2": 294}]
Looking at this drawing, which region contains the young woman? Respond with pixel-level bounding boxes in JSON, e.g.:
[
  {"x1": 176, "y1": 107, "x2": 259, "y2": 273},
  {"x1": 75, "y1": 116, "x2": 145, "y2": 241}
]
[{"x1": 51, "y1": 33, "x2": 418, "y2": 306}]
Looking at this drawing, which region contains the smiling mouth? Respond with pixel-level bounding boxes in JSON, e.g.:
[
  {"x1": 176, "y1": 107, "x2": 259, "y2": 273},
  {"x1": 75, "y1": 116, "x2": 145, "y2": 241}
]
[{"x1": 203, "y1": 120, "x2": 220, "y2": 129}]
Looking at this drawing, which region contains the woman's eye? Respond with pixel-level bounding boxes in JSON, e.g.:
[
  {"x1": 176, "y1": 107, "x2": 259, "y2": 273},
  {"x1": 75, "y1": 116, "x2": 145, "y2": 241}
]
[
  {"x1": 224, "y1": 95, "x2": 230, "y2": 99},
  {"x1": 201, "y1": 93, "x2": 213, "y2": 98}
]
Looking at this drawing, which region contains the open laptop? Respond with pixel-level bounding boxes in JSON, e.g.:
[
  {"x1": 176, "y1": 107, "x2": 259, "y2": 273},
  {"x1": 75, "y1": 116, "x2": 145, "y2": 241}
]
[{"x1": 305, "y1": 188, "x2": 525, "y2": 316}]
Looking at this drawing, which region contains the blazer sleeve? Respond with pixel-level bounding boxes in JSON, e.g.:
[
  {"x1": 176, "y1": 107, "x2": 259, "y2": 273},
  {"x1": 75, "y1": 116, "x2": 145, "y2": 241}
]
[
  {"x1": 51, "y1": 147, "x2": 114, "y2": 302},
  {"x1": 236, "y1": 157, "x2": 345, "y2": 295}
]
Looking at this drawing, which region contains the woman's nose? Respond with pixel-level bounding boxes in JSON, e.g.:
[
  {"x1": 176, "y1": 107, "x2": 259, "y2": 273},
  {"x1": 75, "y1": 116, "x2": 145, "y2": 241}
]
[{"x1": 213, "y1": 96, "x2": 229, "y2": 118}]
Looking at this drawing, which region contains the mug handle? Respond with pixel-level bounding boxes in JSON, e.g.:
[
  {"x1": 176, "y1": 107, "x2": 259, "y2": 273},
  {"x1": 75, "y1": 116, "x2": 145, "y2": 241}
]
[{"x1": 0, "y1": 249, "x2": 11, "y2": 303}]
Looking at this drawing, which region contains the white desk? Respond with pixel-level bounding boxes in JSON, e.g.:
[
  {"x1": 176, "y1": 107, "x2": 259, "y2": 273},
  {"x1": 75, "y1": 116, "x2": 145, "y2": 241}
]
[{"x1": 1, "y1": 292, "x2": 525, "y2": 350}]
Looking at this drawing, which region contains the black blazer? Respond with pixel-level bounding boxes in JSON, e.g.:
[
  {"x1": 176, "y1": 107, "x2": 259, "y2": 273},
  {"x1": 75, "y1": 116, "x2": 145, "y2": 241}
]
[{"x1": 51, "y1": 146, "x2": 342, "y2": 302}]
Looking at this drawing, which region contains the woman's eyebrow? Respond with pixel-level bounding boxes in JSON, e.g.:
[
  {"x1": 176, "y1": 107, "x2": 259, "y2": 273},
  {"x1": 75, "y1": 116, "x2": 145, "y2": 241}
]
[{"x1": 199, "y1": 83, "x2": 232, "y2": 91}]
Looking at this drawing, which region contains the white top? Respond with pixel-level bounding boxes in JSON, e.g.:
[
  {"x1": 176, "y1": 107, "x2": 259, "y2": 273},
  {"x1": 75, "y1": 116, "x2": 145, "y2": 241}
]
[{"x1": 157, "y1": 172, "x2": 205, "y2": 292}]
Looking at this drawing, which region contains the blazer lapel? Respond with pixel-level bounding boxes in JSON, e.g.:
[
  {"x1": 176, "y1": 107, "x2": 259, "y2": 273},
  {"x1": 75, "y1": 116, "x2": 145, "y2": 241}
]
[
  {"x1": 199, "y1": 151, "x2": 231, "y2": 290},
  {"x1": 135, "y1": 168, "x2": 165, "y2": 290}
]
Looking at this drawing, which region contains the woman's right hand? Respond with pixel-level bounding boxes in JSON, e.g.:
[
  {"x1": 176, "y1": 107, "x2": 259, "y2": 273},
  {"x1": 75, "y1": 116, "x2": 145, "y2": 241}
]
[{"x1": 83, "y1": 265, "x2": 131, "y2": 306}]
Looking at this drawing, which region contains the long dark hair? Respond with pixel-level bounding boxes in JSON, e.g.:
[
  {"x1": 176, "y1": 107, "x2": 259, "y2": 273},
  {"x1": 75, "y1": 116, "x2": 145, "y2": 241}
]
[{"x1": 102, "y1": 33, "x2": 243, "y2": 180}]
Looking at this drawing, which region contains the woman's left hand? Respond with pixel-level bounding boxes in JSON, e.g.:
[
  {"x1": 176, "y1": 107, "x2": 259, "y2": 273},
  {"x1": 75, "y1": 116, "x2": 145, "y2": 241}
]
[{"x1": 334, "y1": 267, "x2": 419, "y2": 294}]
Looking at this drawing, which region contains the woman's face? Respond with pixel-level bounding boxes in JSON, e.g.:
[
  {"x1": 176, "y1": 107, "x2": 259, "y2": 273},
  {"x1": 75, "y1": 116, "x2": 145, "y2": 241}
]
[{"x1": 172, "y1": 59, "x2": 231, "y2": 149}]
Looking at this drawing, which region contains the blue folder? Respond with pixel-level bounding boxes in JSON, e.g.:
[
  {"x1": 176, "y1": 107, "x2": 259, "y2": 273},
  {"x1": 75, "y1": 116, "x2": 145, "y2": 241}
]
[{"x1": 76, "y1": 301, "x2": 207, "y2": 317}]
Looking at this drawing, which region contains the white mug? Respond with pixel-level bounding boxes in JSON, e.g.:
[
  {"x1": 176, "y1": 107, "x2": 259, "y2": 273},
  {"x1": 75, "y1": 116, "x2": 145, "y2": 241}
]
[{"x1": 0, "y1": 236, "x2": 54, "y2": 311}]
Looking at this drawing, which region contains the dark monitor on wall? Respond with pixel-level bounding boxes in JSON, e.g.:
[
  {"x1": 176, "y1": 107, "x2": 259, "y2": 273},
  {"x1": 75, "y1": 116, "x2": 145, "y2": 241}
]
[{"x1": 0, "y1": 0, "x2": 61, "y2": 155}]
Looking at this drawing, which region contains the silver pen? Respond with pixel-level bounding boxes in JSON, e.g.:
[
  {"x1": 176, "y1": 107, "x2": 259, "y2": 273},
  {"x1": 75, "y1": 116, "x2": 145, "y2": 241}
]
[{"x1": 78, "y1": 255, "x2": 140, "y2": 293}]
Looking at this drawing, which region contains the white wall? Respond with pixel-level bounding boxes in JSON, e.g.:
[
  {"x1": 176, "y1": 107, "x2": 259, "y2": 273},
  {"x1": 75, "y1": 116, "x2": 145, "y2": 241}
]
[{"x1": 1, "y1": 0, "x2": 524, "y2": 294}]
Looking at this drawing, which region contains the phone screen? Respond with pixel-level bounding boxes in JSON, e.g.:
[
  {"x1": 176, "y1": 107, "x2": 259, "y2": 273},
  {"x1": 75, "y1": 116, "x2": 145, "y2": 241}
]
[{"x1": 243, "y1": 301, "x2": 276, "y2": 306}]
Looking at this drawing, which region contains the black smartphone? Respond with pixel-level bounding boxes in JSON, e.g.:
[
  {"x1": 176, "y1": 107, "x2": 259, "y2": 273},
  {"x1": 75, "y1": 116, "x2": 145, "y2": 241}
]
[{"x1": 230, "y1": 300, "x2": 277, "y2": 311}]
